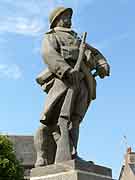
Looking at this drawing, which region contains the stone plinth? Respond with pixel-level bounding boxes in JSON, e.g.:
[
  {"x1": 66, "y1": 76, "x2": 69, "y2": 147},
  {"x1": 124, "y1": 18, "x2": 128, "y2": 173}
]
[{"x1": 30, "y1": 159, "x2": 112, "y2": 180}]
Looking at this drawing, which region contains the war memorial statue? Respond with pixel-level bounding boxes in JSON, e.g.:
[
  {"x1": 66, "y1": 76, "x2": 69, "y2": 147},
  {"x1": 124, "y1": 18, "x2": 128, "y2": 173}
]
[{"x1": 34, "y1": 7, "x2": 110, "y2": 167}]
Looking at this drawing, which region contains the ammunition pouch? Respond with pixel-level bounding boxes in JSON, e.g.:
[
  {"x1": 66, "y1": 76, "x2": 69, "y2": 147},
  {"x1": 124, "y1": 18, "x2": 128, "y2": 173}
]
[{"x1": 36, "y1": 68, "x2": 55, "y2": 93}]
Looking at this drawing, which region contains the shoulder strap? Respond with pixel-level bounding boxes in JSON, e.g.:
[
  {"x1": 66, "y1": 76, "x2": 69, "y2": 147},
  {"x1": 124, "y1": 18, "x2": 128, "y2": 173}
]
[
  {"x1": 53, "y1": 30, "x2": 64, "y2": 46},
  {"x1": 51, "y1": 30, "x2": 64, "y2": 53}
]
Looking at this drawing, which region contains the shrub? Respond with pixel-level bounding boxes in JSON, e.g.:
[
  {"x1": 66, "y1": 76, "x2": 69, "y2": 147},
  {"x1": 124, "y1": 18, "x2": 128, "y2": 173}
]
[{"x1": 0, "y1": 135, "x2": 24, "y2": 180}]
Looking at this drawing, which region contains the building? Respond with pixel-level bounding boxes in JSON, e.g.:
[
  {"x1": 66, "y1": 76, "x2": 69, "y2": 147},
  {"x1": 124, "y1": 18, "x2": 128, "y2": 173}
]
[
  {"x1": 119, "y1": 147, "x2": 135, "y2": 180},
  {"x1": 8, "y1": 135, "x2": 36, "y2": 180},
  {"x1": 8, "y1": 135, "x2": 116, "y2": 180}
]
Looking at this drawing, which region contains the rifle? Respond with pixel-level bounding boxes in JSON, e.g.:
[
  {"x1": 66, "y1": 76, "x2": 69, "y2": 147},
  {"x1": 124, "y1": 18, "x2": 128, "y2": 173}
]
[{"x1": 55, "y1": 32, "x2": 87, "y2": 163}]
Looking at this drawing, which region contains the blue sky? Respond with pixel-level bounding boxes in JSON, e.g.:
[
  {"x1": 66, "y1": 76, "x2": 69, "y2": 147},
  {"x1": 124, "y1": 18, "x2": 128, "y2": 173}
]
[{"x1": 0, "y1": 0, "x2": 135, "y2": 179}]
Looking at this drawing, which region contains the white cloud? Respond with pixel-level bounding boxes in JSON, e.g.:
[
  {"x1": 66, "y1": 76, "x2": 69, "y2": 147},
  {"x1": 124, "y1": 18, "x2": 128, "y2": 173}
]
[
  {"x1": 1, "y1": 0, "x2": 55, "y2": 18},
  {"x1": 0, "y1": 0, "x2": 94, "y2": 36},
  {"x1": 0, "y1": 17, "x2": 45, "y2": 36},
  {"x1": 0, "y1": 1, "x2": 54, "y2": 36},
  {"x1": 0, "y1": 64, "x2": 22, "y2": 80}
]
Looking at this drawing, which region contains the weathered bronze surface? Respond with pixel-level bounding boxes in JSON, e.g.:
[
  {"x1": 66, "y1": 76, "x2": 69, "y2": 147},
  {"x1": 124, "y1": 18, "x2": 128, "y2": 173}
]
[{"x1": 34, "y1": 6, "x2": 110, "y2": 167}]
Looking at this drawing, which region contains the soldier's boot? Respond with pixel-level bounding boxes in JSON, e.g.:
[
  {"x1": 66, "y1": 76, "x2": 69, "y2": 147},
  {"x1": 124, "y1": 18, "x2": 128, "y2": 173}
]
[
  {"x1": 70, "y1": 126, "x2": 86, "y2": 161},
  {"x1": 34, "y1": 124, "x2": 48, "y2": 167},
  {"x1": 69, "y1": 120, "x2": 91, "y2": 163}
]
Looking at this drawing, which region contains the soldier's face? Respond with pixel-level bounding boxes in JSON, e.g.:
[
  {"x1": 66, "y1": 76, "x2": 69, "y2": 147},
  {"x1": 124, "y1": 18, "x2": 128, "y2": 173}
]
[{"x1": 56, "y1": 11, "x2": 72, "y2": 28}]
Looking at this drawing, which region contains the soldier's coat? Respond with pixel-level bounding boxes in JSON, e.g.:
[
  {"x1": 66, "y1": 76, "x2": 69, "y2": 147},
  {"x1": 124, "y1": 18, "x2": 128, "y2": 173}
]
[{"x1": 38, "y1": 27, "x2": 107, "y2": 125}]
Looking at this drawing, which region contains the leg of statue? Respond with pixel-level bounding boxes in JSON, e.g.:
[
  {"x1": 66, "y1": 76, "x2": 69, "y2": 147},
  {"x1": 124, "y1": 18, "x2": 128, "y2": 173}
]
[
  {"x1": 47, "y1": 125, "x2": 57, "y2": 164},
  {"x1": 70, "y1": 80, "x2": 89, "y2": 159},
  {"x1": 69, "y1": 117, "x2": 80, "y2": 158},
  {"x1": 54, "y1": 117, "x2": 72, "y2": 163},
  {"x1": 34, "y1": 124, "x2": 49, "y2": 167}
]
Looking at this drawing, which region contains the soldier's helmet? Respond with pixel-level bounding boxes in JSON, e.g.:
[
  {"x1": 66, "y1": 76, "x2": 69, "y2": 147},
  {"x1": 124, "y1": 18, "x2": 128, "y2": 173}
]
[{"x1": 49, "y1": 7, "x2": 73, "y2": 29}]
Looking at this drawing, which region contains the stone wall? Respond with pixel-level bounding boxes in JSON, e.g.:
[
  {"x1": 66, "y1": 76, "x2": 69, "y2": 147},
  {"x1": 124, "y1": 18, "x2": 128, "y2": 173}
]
[{"x1": 8, "y1": 135, "x2": 36, "y2": 179}]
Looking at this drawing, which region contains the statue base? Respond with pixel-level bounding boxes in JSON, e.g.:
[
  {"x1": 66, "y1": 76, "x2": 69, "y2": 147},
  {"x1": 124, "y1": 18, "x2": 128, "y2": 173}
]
[{"x1": 30, "y1": 159, "x2": 112, "y2": 180}]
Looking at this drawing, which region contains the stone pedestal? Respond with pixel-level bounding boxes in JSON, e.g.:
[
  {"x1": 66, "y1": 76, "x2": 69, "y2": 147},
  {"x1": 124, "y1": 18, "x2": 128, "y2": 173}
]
[{"x1": 30, "y1": 159, "x2": 112, "y2": 180}]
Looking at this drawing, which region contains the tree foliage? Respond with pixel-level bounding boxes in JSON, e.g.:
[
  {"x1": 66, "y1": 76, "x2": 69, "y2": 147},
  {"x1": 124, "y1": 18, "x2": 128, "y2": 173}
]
[{"x1": 0, "y1": 135, "x2": 24, "y2": 180}]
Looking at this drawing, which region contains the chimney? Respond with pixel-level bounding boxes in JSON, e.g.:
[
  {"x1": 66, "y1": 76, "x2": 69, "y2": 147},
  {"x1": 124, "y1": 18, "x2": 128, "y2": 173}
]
[{"x1": 125, "y1": 147, "x2": 135, "y2": 165}]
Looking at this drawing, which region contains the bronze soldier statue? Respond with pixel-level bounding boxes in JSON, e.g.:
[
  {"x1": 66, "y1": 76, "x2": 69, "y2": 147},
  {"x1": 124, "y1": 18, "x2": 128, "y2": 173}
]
[{"x1": 34, "y1": 7, "x2": 110, "y2": 167}]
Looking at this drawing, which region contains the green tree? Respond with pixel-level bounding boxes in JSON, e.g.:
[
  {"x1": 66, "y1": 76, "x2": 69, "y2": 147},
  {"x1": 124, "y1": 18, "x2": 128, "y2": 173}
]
[{"x1": 0, "y1": 135, "x2": 24, "y2": 180}]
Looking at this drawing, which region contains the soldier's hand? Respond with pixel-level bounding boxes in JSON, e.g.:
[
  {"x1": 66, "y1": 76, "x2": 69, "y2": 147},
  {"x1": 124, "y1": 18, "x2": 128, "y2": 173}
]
[
  {"x1": 64, "y1": 69, "x2": 84, "y2": 89},
  {"x1": 97, "y1": 63, "x2": 110, "y2": 79}
]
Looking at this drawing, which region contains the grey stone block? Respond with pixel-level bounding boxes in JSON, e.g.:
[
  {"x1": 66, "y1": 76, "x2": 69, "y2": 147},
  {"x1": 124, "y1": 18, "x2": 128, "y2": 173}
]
[{"x1": 30, "y1": 159, "x2": 112, "y2": 180}]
